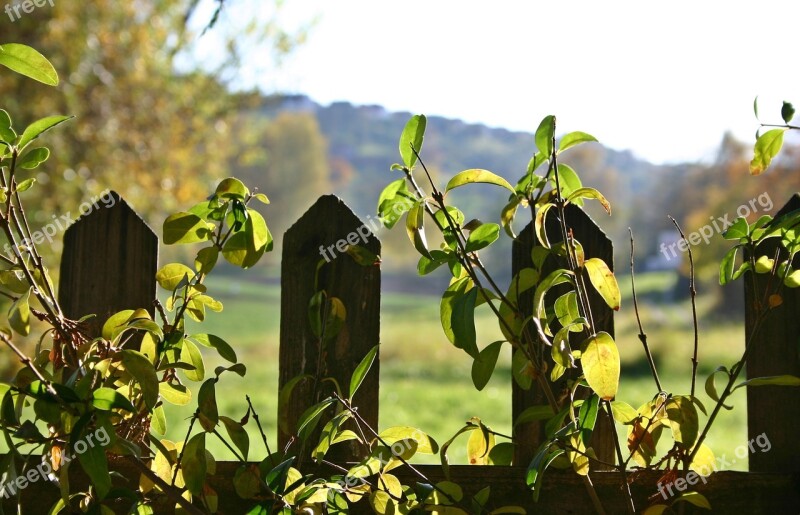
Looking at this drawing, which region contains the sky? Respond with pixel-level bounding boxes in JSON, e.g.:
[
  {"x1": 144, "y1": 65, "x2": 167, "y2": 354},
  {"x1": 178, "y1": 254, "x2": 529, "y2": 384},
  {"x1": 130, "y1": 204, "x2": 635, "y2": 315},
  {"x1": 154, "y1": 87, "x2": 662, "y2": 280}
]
[{"x1": 209, "y1": 1, "x2": 800, "y2": 165}]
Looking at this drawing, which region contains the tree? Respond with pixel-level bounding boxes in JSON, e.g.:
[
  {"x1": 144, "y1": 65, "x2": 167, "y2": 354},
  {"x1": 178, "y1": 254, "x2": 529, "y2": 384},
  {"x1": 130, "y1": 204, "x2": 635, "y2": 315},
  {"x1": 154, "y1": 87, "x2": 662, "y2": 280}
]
[{"x1": 0, "y1": 1, "x2": 307, "y2": 225}]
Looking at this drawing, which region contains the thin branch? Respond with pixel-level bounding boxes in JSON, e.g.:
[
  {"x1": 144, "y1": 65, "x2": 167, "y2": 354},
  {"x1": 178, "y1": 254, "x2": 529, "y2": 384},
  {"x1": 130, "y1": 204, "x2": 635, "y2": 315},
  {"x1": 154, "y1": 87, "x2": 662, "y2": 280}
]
[
  {"x1": 629, "y1": 228, "x2": 662, "y2": 392},
  {"x1": 172, "y1": 410, "x2": 199, "y2": 485},
  {"x1": 246, "y1": 395, "x2": 272, "y2": 456},
  {"x1": 669, "y1": 217, "x2": 699, "y2": 397}
]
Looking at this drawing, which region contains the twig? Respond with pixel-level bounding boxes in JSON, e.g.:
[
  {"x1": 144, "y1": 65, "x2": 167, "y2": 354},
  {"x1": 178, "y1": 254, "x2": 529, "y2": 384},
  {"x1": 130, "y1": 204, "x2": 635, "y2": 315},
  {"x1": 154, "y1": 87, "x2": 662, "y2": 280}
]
[
  {"x1": 172, "y1": 409, "x2": 199, "y2": 485},
  {"x1": 246, "y1": 395, "x2": 272, "y2": 456},
  {"x1": 628, "y1": 228, "x2": 662, "y2": 392},
  {"x1": 668, "y1": 217, "x2": 699, "y2": 398}
]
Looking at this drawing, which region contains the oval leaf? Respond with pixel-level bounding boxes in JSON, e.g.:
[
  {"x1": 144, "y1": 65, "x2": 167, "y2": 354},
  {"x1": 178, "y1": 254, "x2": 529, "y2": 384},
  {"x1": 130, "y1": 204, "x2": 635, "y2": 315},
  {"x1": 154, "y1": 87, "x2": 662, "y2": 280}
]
[{"x1": 582, "y1": 332, "x2": 620, "y2": 401}]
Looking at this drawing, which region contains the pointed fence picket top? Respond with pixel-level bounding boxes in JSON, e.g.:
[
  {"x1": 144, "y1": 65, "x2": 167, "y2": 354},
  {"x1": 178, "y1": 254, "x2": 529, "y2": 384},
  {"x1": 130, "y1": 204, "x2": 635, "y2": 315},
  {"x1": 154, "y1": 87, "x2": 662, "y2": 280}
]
[
  {"x1": 745, "y1": 193, "x2": 800, "y2": 472},
  {"x1": 58, "y1": 191, "x2": 158, "y2": 338},
  {"x1": 511, "y1": 203, "x2": 615, "y2": 468},
  {"x1": 279, "y1": 195, "x2": 381, "y2": 463}
]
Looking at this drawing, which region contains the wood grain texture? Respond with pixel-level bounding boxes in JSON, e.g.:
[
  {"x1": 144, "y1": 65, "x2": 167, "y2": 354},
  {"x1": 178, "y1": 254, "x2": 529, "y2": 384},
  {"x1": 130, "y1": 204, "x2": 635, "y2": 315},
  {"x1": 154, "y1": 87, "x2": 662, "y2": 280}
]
[
  {"x1": 279, "y1": 195, "x2": 381, "y2": 464},
  {"x1": 512, "y1": 203, "x2": 615, "y2": 468},
  {"x1": 745, "y1": 193, "x2": 800, "y2": 472},
  {"x1": 58, "y1": 191, "x2": 158, "y2": 339}
]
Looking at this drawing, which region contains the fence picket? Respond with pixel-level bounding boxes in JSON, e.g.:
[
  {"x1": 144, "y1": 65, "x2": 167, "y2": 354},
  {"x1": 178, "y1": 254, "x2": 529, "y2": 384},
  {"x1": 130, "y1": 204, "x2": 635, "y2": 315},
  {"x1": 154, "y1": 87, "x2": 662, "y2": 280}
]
[{"x1": 279, "y1": 195, "x2": 381, "y2": 463}]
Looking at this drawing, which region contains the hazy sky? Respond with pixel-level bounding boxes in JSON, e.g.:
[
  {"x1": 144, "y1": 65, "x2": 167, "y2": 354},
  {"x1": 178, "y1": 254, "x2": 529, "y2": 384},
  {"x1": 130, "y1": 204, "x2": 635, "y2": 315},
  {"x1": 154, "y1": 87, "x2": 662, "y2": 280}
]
[{"x1": 220, "y1": 1, "x2": 800, "y2": 165}]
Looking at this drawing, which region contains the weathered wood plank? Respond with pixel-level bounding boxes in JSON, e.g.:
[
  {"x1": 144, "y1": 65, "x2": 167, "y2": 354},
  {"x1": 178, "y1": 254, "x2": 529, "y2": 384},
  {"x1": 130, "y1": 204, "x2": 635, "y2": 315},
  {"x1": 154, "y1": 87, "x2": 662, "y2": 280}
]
[
  {"x1": 279, "y1": 195, "x2": 381, "y2": 463},
  {"x1": 58, "y1": 191, "x2": 158, "y2": 339},
  {"x1": 745, "y1": 193, "x2": 800, "y2": 472},
  {"x1": 512, "y1": 204, "x2": 615, "y2": 468}
]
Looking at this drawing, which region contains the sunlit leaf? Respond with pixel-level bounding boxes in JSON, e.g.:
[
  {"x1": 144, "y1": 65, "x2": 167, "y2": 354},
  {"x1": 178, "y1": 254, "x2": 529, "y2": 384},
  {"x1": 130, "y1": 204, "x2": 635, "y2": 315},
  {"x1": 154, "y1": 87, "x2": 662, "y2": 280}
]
[
  {"x1": 558, "y1": 131, "x2": 598, "y2": 153},
  {"x1": 350, "y1": 345, "x2": 379, "y2": 398},
  {"x1": 399, "y1": 115, "x2": 426, "y2": 168},
  {"x1": 584, "y1": 258, "x2": 621, "y2": 310},
  {"x1": 445, "y1": 169, "x2": 514, "y2": 194},
  {"x1": 750, "y1": 128, "x2": 786, "y2": 175},
  {"x1": 534, "y1": 115, "x2": 556, "y2": 158},
  {"x1": 17, "y1": 115, "x2": 72, "y2": 150},
  {"x1": 0, "y1": 44, "x2": 59, "y2": 85},
  {"x1": 581, "y1": 332, "x2": 620, "y2": 401}
]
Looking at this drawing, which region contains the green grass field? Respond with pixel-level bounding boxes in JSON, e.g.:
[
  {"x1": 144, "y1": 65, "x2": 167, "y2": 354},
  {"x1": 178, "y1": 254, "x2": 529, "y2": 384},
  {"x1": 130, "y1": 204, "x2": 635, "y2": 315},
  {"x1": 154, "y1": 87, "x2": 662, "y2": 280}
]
[{"x1": 163, "y1": 269, "x2": 749, "y2": 470}]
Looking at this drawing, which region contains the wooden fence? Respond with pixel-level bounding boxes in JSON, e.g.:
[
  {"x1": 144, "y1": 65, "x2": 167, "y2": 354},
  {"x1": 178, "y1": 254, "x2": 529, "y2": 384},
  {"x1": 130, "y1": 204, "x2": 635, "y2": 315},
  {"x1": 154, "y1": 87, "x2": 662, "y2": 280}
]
[{"x1": 3, "y1": 192, "x2": 799, "y2": 514}]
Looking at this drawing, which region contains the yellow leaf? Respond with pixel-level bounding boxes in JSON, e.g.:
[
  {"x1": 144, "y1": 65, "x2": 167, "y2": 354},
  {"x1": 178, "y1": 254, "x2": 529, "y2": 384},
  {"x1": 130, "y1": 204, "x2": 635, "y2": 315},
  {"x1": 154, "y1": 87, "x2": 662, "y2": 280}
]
[{"x1": 581, "y1": 332, "x2": 620, "y2": 401}]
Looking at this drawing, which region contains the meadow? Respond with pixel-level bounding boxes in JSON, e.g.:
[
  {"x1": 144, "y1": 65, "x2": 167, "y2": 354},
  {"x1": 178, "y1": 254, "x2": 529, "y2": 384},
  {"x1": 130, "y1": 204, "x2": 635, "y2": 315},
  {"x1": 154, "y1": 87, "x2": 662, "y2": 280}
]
[{"x1": 167, "y1": 269, "x2": 749, "y2": 470}]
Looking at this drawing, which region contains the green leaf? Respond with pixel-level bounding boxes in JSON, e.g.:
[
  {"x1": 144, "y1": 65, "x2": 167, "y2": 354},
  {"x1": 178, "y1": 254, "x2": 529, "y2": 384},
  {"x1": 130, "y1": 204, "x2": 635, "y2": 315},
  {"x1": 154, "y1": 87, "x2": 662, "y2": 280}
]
[
  {"x1": 553, "y1": 164, "x2": 582, "y2": 203},
  {"x1": 610, "y1": 401, "x2": 639, "y2": 424},
  {"x1": 405, "y1": 200, "x2": 431, "y2": 258},
  {"x1": 722, "y1": 217, "x2": 749, "y2": 240},
  {"x1": 734, "y1": 374, "x2": 800, "y2": 390},
  {"x1": 17, "y1": 116, "x2": 72, "y2": 150},
  {"x1": 566, "y1": 187, "x2": 611, "y2": 214},
  {"x1": 159, "y1": 382, "x2": 191, "y2": 406},
  {"x1": 198, "y1": 379, "x2": 219, "y2": 431},
  {"x1": 121, "y1": 350, "x2": 159, "y2": 409},
  {"x1": 180, "y1": 339, "x2": 205, "y2": 382},
  {"x1": 451, "y1": 286, "x2": 479, "y2": 358},
  {"x1": 195, "y1": 247, "x2": 219, "y2": 275},
  {"x1": 253, "y1": 192, "x2": 270, "y2": 204},
  {"x1": 215, "y1": 177, "x2": 249, "y2": 200},
  {"x1": 152, "y1": 404, "x2": 167, "y2": 435},
  {"x1": 534, "y1": 203, "x2": 555, "y2": 248},
  {"x1": 346, "y1": 244, "x2": 380, "y2": 266},
  {"x1": 0, "y1": 44, "x2": 59, "y2": 85},
  {"x1": 558, "y1": 131, "x2": 598, "y2": 153},
  {"x1": 465, "y1": 223, "x2": 500, "y2": 252},
  {"x1": 467, "y1": 423, "x2": 495, "y2": 465},
  {"x1": 719, "y1": 246, "x2": 739, "y2": 285},
  {"x1": 526, "y1": 446, "x2": 564, "y2": 502},
  {"x1": 15, "y1": 178, "x2": 35, "y2": 193},
  {"x1": 534, "y1": 115, "x2": 556, "y2": 158},
  {"x1": 666, "y1": 395, "x2": 699, "y2": 448},
  {"x1": 377, "y1": 178, "x2": 415, "y2": 229},
  {"x1": 163, "y1": 212, "x2": 211, "y2": 244},
  {"x1": 155, "y1": 263, "x2": 194, "y2": 291},
  {"x1": 78, "y1": 439, "x2": 111, "y2": 498},
  {"x1": 578, "y1": 394, "x2": 599, "y2": 446},
  {"x1": 182, "y1": 433, "x2": 207, "y2": 496},
  {"x1": 220, "y1": 416, "x2": 250, "y2": 460},
  {"x1": 190, "y1": 334, "x2": 237, "y2": 363},
  {"x1": 471, "y1": 341, "x2": 504, "y2": 391},
  {"x1": 750, "y1": 128, "x2": 786, "y2": 175},
  {"x1": 582, "y1": 332, "x2": 620, "y2": 401},
  {"x1": 379, "y1": 426, "x2": 438, "y2": 454},
  {"x1": 782, "y1": 101, "x2": 795, "y2": 124},
  {"x1": 101, "y1": 309, "x2": 135, "y2": 341},
  {"x1": 753, "y1": 95, "x2": 759, "y2": 119},
  {"x1": 91, "y1": 387, "x2": 135, "y2": 412},
  {"x1": 0, "y1": 109, "x2": 15, "y2": 142},
  {"x1": 584, "y1": 258, "x2": 621, "y2": 311},
  {"x1": 350, "y1": 345, "x2": 379, "y2": 399},
  {"x1": 18, "y1": 147, "x2": 49, "y2": 169},
  {"x1": 399, "y1": 115, "x2": 426, "y2": 168},
  {"x1": 297, "y1": 398, "x2": 336, "y2": 439},
  {"x1": 501, "y1": 195, "x2": 522, "y2": 238},
  {"x1": 445, "y1": 169, "x2": 515, "y2": 194},
  {"x1": 8, "y1": 287, "x2": 31, "y2": 336}
]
